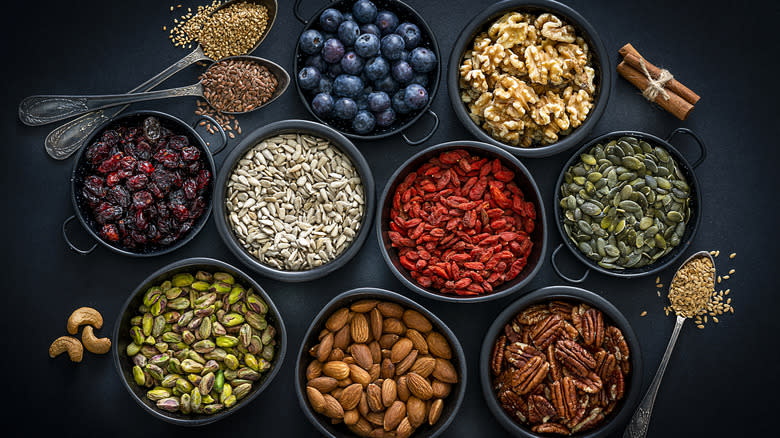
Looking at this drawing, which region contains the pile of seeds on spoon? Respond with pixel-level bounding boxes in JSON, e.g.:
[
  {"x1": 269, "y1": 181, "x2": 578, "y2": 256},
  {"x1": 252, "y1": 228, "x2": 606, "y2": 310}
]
[
  {"x1": 662, "y1": 252, "x2": 735, "y2": 328},
  {"x1": 200, "y1": 58, "x2": 278, "y2": 115}
]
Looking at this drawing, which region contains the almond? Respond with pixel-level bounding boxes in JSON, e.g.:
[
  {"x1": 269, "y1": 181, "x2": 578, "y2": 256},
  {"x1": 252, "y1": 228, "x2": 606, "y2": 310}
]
[
  {"x1": 337, "y1": 377, "x2": 353, "y2": 387},
  {"x1": 383, "y1": 318, "x2": 406, "y2": 335},
  {"x1": 406, "y1": 372, "x2": 433, "y2": 400},
  {"x1": 367, "y1": 383, "x2": 384, "y2": 412},
  {"x1": 349, "y1": 363, "x2": 371, "y2": 386},
  {"x1": 322, "y1": 361, "x2": 350, "y2": 380},
  {"x1": 364, "y1": 411, "x2": 385, "y2": 427},
  {"x1": 306, "y1": 386, "x2": 326, "y2": 413},
  {"x1": 308, "y1": 376, "x2": 338, "y2": 393},
  {"x1": 397, "y1": 375, "x2": 410, "y2": 401},
  {"x1": 406, "y1": 396, "x2": 426, "y2": 428},
  {"x1": 350, "y1": 299, "x2": 379, "y2": 313},
  {"x1": 339, "y1": 383, "x2": 363, "y2": 410},
  {"x1": 358, "y1": 391, "x2": 369, "y2": 416},
  {"x1": 426, "y1": 332, "x2": 452, "y2": 359},
  {"x1": 334, "y1": 324, "x2": 351, "y2": 350},
  {"x1": 431, "y1": 379, "x2": 452, "y2": 398},
  {"x1": 343, "y1": 355, "x2": 355, "y2": 365},
  {"x1": 316, "y1": 332, "x2": 334, "y2": 362},
  {"x1": 327, "y1": 347, "x2": 344, "y2": 362},
  {"x1": 390, "y1": 338, "x2": 414, "y2": 363},
  {"x1": 322, "y1": 393, "x2": 344, "y2": 419},
  {"x1": 379, "y1": 333, "x2": 400, "y2": 349},
  {"x1": 348, "y1": 418, "x2": 373, "y2": 437},
  {"x1": 306, "y1": 359, "x2": 322, "y2": 380},
  {"x1": 350, "y1": 343, "x2": 373, "y2": 370},
  {"x1": 432, "y1": 358, "x2": 458, "y2": 384},
  {"x1": 326, "y1": 307, "x2": 350, "y2": 332},
  {"x1": 428, "y1": 398, "x2": 443, "y2": 425},
  {"x1": 409, "y1": 356, "x2": 436, "y2": 378},
  {"x1": 402, "y1": 309, "x2": 432, "y2": 333},
  {"x1": 381, "y1": 357, "x2": 395, "y2": 379},
  {"x1": 377, "y1": 302, "x2": 404, "y2": 319},
  {"x1": 381, "y1": 378, "x2": 397, "y2": 407},
  {"x1": 395, "y1": 349, "x2": 418, "y2": 376},
  {"x1": 369, "y1": 308, "x2": 383, "y2": 340},
  {"x1": 369, "y1": 341, "x2": 382, "y2": 363},
  {"x1": 406, "y1": 329, "x2": 429, "y2": 355},
  {"x1": 351, "y1": 313, "x2": 370, "y2": 343},
  {"x1": 369, "y1": 363, "x2": 381, "y2": 381},
  {"x1": 344, "y1": 408, "x2": 360, "y2": 425},
  {"x1": 396, "y1": 417, "x2": 414, "y2": 438},
  {"x1": 383, "y1": 400, "x2": 406, "y2": 431}
]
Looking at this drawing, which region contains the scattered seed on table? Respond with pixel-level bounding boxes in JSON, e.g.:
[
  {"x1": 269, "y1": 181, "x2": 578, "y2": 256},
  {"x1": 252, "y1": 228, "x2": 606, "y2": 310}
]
[
  {"x1": 729, "y1": 252, "x2": 736, "y2": 259},
  {"x1": 728, "y1": 269, "x2": 735, "y2": 274},
  {"x1": 640, "y1": 311, "x2": 647, "y2": 317}
]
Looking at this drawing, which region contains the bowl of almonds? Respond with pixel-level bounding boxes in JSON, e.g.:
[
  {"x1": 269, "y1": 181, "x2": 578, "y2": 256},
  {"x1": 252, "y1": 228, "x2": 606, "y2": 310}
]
[
  {"x1": 480, "y1": 286, "x2": 642, "y2": 437},
  {"x1": 296, "y1": 288, "x2": 466, "y2": 437}
]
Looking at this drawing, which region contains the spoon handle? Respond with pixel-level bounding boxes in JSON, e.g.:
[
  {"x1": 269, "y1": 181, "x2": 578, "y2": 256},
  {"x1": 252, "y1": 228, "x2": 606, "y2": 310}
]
[
  {"x1": 623, "y1": 315, "x2": 686, "y2": 438},
  {"x1": 43, "y1": 46, "x2": 207, "y2": 159}
]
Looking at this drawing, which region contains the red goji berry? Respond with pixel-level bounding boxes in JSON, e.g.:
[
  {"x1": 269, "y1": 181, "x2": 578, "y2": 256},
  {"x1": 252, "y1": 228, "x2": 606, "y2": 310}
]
[
  {"x1": 463, "y1": 261, "x2": 484, "y2": 270},
  {"x1": 469, "y1": 179, "x2": 488, "y2": 200},
  {"x1": 400, "y1": 256, "x2": 416, "y2": 271},
  {"x1": 494, "y1": 169, "x2": 515, "y2": 182}
]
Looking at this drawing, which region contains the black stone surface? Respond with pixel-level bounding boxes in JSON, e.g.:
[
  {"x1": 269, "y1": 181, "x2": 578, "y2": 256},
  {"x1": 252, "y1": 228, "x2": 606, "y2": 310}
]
[{"x1": 2, "y1": 0, "x2": 777, "y2": 436}]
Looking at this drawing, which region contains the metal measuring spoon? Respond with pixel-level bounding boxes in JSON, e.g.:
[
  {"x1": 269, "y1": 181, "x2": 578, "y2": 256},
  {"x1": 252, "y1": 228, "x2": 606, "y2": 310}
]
[
  {"x1": 37, "y1": 0, "x2": 278, "y2": 160},
  {"x1": 19, "y1": 56, "x2": 289, "y2": 124},
  {"x1": 623, "y1": 250, "x2": 715, "y2": 438}
]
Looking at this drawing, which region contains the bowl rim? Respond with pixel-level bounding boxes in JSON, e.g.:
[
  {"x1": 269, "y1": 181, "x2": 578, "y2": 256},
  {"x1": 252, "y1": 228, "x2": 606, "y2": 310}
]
[
  {"x1": 479, "y1": 285, "x2": 643, "y2": 437},
  {"x1": 294, "y1": 287, "x2": 468, "y2": 438},
  {"x1": 292, "y1": 0, "x2": 442, "y2": 141},
  {"x1": 213, "y1": 119, "x2": 375, "y2": 282},
  {"x1": 375, "y1": 140, "x2": 548, "y2": 302},
  {"x1": 111, "y1": 257, "x2": 288, "y2": 426},
  {"x1": 69, "y1": 109, "x2": 217, "y2": 257},
  {"x1": 552, "y1": 129, "x2": 703, "y2": 278},
  {"x1": 446, "y1": 0, "x2": 612, "y2": 158}
]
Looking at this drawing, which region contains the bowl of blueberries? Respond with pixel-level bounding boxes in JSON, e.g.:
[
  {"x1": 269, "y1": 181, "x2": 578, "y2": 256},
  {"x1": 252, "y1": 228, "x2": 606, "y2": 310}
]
[{"x1": 293, "y1": 0, "x2": 440, "y2": 145}]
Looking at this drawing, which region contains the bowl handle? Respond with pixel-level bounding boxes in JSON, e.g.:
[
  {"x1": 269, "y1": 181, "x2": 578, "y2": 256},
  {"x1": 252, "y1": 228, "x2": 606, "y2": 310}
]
[
  {"x1": 551, "y1": 243, "x2": 590, "y2": 283},
  {"x1": 294, "y1": 0, "x2": 337, "y2": 24},
  {"x1": 402, "y1": 110, "x2": 440, "y2": 146},
  {"x1": 665, "y1": 127, "x2": 706, "y2": 168},
  {"x1": 62, "y1": 215, "x2": 97, "y2": 255},
  {"x1": 193, "y1": 115, "x2": 228, "y2": 155}
]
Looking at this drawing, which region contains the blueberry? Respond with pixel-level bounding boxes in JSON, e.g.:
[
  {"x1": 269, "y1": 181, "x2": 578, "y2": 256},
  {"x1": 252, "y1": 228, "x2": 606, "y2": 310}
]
[
  {"x1": 354, "y1": 33, "x2": 380, "y2": 58},
  {"x1": 375, "y1": 10, "x2": 399, "y2": 34},
  {"x1": 381, "y1": 34, "x2": 405, "y2": 61},
  {"x1": 317, "y1": 77, "x2": 333, "y2": 94},
  {"x1": 374, "y1": 75, "x2": 399, "y2": 94},
  {"x1": 410, "y1": 73, "x2": 429, "y2": 88},
  {"x1": 360, "y1": 23, "x2": 381, "y2": 37},
  {"x1": 375, "y1": 108, "x2": 396, "y2": 127},
  {"x1": 305, "y1": 54, "x2": 327, "y2": 72},
  {"x1": 319, "y1": 8, "x2": 343, "y2": 33},
  {"x1": 353, "y1": 0, "x2": 378, "y2": 24},
  {"x1": 391, "y1": 61, "x2": 413, "y2": 83},
  {"x1": 409, "y1": 47, "x2": 437, "y2": 73},
  {"x1": 392, "y1": 90, "x2": 411, "y2": 114},
  {"x1": 340, "y1": 51, "x2": 364, "y2": 75},
  {"x1": 311, "y1": 93, "x2": 334, "y2": 117},
  {"x1": 395, "y1": 22, "x2": 421, "y2": 49},
  {"x1": 298, "y1": 66, "x2": 321, "y2": 90},
  {"x1": 368, "y1": 91, "x2": 391, "y2": 112},
  {"x1": 403, "y1": 83, "x2": 428, "y2": 110},
  {"x1": 352, "y1": 110, "x2": 376, "y2": 134},
  {"x1": 364, "y1": 56, "x2": 390, "y2": 81},
  {"x1": 299, "y1": 29, "x2": 324, "y2": 55},
  {"x1": 333, "y1": 98, "x2": 358, "y2": 120},
  {"x1": 333, "y1": 74, "x2": 364, "y2": 98},
  {"x1": 337, "y1": 20, "x2": 361, "y2": 47},
  {"x1": 321, "y1": 38, "x2": 345, "y2": 63}
]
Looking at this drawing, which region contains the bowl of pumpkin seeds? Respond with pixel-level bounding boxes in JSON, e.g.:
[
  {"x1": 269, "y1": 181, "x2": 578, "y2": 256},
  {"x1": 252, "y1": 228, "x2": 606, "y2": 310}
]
[{"x1": 552, "y1": 128, "x2": 706, "y2": 281}]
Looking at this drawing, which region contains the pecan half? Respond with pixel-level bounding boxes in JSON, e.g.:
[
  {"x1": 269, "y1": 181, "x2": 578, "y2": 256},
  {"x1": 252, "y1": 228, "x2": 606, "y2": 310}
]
[
  {"x1": 530, "y1": 314, "x2": 563, "y2": 350},
  {"x1": 582, "y1": 308, "x2": 604, "y2": 348},
  {"x1": 498, "y1": 388, "x2": 528, "y2": 423},
  {"x1": 555, "y1": 339, "x2": 596, "y2": 375},
  {"x1": 609, "y1": 368, "x2": 625, "y2": 401},
  {"x1": 548, "y1": 300, "x2": 574, "y2": 321},
  {"x1": 532, "y1": 423, "x2": 570, "y2": 435},
  {"x1": 595, "y1": 351, "x2": 617, "y2": 383},
  {"x1": 510, "y1": 355, "x2": 549, "y2": 395},
  {"x1": 571, "y1": 304, "x2": 589, "y2": 334},
  {"x1": 560, "y1": 320, "x2": 580, "y2": 341},
  {"x1": 505, "y1": 342, "x2": 543, "y2": 369},
  {"x1": 550, "y1": 378, "x2": 577, "y2": 421},
  {"x1": 563, "y1": 367, "x2": 603, "y2": 394},
  {"x1": 504, "y1": 321, "x2": 524, "y2": 344},
  {"x1": 604, "y1": 326, "x2": 630, "y2": 362},
  {"x1": 571, "y1": 407, "x2": 604, "y2": 434},
  {"x1": 566, "y1": 395, "x2": 588, "y2": 429},
  {"x1": 527, "y1": 395, "x2": 557, "y2": 424},
  {"x1": 517, "y1": 304, "x2": 551, "y2": 325},
  {"x1": 547, "y1": 344, "x2": 562, "y2": 382},
  {"x1": 491, "y1": 335, "x2": 506, "y2": 376}
]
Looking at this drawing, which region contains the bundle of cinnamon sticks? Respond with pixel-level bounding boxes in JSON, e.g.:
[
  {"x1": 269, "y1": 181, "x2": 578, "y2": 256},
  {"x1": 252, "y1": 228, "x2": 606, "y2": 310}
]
[{"x1": 616, "y1": 44, "x2": 700, "y2": 120}]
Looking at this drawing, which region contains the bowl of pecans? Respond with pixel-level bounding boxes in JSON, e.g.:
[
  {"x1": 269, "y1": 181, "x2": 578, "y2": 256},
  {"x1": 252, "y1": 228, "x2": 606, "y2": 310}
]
[
  {"x1": 213, "y1": 119, "x2": 375, "y2": 282},
  {"x1": 376, "y1": 140, "x2": 547, "y2": 302},
  {"x1": 480, "y1": 286, "x2": 642, "y2": 437},
  {"x1": 295, "y1": 287, "x2": 467, "y2": 437}
]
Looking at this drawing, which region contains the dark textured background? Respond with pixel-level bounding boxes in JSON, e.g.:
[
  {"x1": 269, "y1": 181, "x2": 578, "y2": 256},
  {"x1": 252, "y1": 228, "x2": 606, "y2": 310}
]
[{"x1": 2, "y1": 0, "x2": 778, "y2": 436}]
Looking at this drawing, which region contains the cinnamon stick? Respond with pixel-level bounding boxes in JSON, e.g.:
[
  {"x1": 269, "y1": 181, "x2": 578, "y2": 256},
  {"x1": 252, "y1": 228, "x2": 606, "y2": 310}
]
[
  {"x1": 619, "y1": 44, "x2": 700, "y2": 105},
  {"x1": 616, "y1": 60, "x2": 694, "y2": 121}
]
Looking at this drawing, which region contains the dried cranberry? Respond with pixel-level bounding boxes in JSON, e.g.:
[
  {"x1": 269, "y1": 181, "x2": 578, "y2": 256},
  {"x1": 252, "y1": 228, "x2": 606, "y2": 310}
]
[
  {"x1": 106, "y1": 172, "x2": 120, "y2": 186},
  {"x1": 135, "y1": 210, "x2": 148, "y2": 230},
  {"x1": 83, "y1": 175, "x2": 105, "y2": 197},
  {"x1": 196, "y1": 169, "x2": 211, "y2": 190},
  {"x1": 181, "y1": 146, "x2": 200, "y2": 161},
  {"x1": 148, "y1": 183, "x2": 163, "y2": 198},
  {"x1": 102, "y1": 130, "x2": 120, "y2": 147},
  {"x1": 136, "y1": 141, "x2": 152, "y2": 161},
  {"x1": 81, "y1": 187, "x2": 101, "y2": 207},
  {"x1": 107, "y1": 186, "x2": 131, "y2": 208},
  {"x1": 137, "y1": 161, "x2": 155, "y2": 174},
  {"x1": 95, "y1": 202, "x2": 123, "y2": 224},
  {"x1": 179, "y1": 220, "x2": 194, "y2": 235},
  {"x1": 101, "y1": 224, "x2": 120, "y2": 241},
  {"x1": 131, "y1": 231, "x2": 148, "y2": 245},
  {"x1": 97, "y1": 153, "x2": 123, "y2": 174},
  {"x1": 146, "y1": 224, "x2": 160, "y2": 242},
  {"x1": 132, "y1": 191, "x2": 153, "y2": 209},
  {"x1": 157, "y1": 203, "x2": 169, "y2": 219},
  {"x1": 86, "y1": 142, "x2": 110, "y2": 164},
  {"x1": 171, "y1": 171, "x2": 183, "y2": 187},
  {"x1": 169, "y1": 189, "x2": 185, "y2": 206},
  {"x1": 171, "y1": 204, "x2": 190, "y2": 222},
  {"x1": 153, "y1": 148, "x2": 180, "y2": 169},
  {"x1": 168, "y1": 135, "x2": 189, "y2": 150},
  {"x1": 152, "y1": 169, "x2": 173, "y2": 191},
  {"x1": 117, "y1": 169, "x2": 133, "y2": 179},
  {"x1": 186, "y1": 160, "x2": 202, "y2": 174},
  {"x1": 120, "y1": 155, "x2": 137, "y2": 171},
  {"x1": 183, "y1": 179, "x2": 198, "y2": 200},
  {"x1": 126, "y1": 174, "x2": 148, "y2": 190}
]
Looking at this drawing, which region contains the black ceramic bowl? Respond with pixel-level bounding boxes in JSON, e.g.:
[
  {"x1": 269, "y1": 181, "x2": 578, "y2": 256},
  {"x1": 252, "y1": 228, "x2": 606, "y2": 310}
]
[
  {"x1": 112, "y1": 257, "x2": 287, "y2": 426},
  {"x1": 551, "y1": 128, "x2": 707, "y2": 282},
  {"x1": 293, "y1": 0, "x2": 441, "y2": 144},
  {"x1": 295, "y1": 287, "x2": 467, "y2": 437},
  {"x1": 376, "y1": 140, "x2": 547, "y2": 303},
  {"x1": 213, "y1": 119, "x2": 375, "y2": 282},
  {"x1": 447, "y1": 0, "x2": 611, "y2": 158},
  {"x1": 480, "y1": 285, "x2": 642, "y2": 437},
  {"x1": 64, "y1": 110, "x2": 226, "y2": 256}
]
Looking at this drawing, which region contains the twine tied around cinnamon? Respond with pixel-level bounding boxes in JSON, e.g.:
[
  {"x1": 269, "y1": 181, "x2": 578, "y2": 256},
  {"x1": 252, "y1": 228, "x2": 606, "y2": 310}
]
[{"x1": 638, "y1": 58, "x2": 674, "y2": 101}]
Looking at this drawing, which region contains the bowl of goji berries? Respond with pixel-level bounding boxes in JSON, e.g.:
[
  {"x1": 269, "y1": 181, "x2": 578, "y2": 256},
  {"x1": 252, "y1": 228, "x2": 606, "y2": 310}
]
[{"x1": 376, "y1": 141, "x2": 547, "y2": 302}]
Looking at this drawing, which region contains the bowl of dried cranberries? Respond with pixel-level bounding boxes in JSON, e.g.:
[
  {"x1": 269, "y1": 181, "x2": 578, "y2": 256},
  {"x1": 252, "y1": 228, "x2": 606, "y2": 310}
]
[{"x1": 66, "y1": 110, "x2": 226, "y2": 256}]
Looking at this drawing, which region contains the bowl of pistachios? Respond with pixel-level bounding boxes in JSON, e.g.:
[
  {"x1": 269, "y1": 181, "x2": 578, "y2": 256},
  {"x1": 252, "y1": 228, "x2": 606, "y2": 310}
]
[{"x1": 112, "y1": 257, "x2": 287, "y2": 426}]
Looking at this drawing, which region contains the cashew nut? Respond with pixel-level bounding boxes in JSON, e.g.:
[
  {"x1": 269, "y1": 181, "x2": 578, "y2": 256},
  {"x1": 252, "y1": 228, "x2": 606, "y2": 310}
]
[
  {"x1": 49, "y1": 336, "x2": 84, "y2": 362},
  {"x1": 67, "y1": 307, "x2": 103, "y2": 335},
  {"x1": 81, "y1": 325, "x2": 112, "y2": 354}
]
